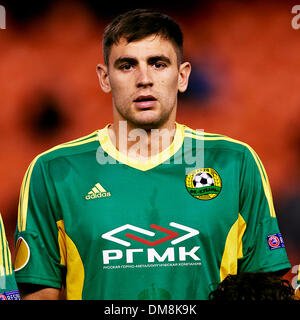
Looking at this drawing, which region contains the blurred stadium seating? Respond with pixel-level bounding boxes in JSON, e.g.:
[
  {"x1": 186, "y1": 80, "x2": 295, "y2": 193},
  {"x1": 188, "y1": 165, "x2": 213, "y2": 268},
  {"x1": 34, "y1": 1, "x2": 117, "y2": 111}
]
[{"x1": 0, "y1": 0, "x2": 299, "y2": 286}]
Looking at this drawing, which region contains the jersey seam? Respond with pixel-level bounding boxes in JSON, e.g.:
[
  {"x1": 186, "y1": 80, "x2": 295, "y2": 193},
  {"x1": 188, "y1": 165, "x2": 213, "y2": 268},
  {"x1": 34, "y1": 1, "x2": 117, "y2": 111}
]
[
  {"x1": 192, "y1": 145, "x2": 245, "y2": 155},
  {"x1": 184, "y1": 136, "x2": 247, "y2": 153},
  {"x1": 40, "y1": 142, "x2": 99, "y2": 165}
]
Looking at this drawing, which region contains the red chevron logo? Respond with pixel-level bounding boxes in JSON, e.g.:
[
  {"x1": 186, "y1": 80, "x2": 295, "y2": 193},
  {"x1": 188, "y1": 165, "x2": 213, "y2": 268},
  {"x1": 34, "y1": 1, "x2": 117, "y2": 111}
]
[
  {"x1": 101, "y1": 222, "x2": 199, "y2": 247},
  {"x1": 125, "y1": 224, "x2": 179, "y2": 246}
]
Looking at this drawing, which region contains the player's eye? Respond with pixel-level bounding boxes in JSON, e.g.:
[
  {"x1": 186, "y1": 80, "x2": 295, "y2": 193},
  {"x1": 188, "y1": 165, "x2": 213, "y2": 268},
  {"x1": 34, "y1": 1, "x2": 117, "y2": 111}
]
[
  {"x1": 119, "y1": 63, "x2": 133, "y2": 71},
  {"x1": 153, "y1": 62, "x2": 167, "y2": 69}
]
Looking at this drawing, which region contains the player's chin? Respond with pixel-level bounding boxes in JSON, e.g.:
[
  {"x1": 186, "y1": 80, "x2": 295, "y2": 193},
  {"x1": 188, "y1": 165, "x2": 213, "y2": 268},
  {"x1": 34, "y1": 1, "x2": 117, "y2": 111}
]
[{"x1": 131, "y1": 110, "x2": 164, "y2": 130}]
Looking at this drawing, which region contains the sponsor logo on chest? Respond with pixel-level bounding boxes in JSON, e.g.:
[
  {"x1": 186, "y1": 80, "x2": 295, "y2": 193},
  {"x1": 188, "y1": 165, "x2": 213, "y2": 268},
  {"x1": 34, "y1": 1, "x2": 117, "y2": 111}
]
[{"x1": 101, "y1": 222, "x2": 201, "y2": 269}]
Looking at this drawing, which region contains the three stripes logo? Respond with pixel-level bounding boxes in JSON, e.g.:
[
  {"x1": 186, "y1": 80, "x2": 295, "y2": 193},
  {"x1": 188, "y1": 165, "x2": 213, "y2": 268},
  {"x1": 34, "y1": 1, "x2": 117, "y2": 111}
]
[{"x1": 85, "y1": 182, "x2": 111, "y2": 200}]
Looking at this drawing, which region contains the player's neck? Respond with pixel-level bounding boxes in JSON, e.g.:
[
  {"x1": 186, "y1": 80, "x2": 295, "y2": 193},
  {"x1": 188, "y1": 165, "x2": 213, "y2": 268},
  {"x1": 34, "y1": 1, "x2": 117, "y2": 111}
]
[{"x1": 108, "y1": 120, "x2": 176, "y2": 161}]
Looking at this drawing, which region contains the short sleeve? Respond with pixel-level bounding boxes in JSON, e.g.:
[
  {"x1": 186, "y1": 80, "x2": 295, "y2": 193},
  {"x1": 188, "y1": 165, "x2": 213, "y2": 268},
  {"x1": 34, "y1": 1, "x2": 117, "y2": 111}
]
[
  {"x1": 14, "y1": 157, "x2": 65, "y2": 289},
  {"x1": 238, "y1": 147, "x2": 291, "y2": 273}
]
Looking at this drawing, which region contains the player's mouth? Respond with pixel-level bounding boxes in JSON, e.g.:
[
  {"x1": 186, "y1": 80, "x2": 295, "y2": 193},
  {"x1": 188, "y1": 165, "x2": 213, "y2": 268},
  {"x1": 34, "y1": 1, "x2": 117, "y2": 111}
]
[{"x1": 133, "y1": 95, "x2": 157, "y2": 109}]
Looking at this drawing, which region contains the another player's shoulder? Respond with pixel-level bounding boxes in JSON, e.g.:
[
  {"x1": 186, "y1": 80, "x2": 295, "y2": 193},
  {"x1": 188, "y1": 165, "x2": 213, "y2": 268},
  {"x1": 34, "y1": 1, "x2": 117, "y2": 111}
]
[
  {"x1": 183, "y1": 124, "x2": 254, "y2": 154},
  {"x1": 0, "y1": 213, "x2": 6, "y2": 239},
  {"x1": 30, "y1": 130, "x2": 100, "y2": 166}
]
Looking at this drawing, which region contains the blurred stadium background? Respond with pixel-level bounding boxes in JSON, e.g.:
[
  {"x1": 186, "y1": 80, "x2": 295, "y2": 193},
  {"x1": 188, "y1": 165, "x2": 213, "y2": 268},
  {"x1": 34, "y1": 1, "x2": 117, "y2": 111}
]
[{"x1": 0, "y1": 0, "x2": 299, "y2": 286}]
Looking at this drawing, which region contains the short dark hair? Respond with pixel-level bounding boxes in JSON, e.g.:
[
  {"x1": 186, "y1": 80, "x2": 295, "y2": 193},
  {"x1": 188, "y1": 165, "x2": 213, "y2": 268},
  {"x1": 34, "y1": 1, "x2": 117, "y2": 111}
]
[
  {"x1": 209, "y1": 272, "x2": 295, "y2": 301},
  {"x1": 102, "y1": 9, "x2": 183, "y2": 66}
]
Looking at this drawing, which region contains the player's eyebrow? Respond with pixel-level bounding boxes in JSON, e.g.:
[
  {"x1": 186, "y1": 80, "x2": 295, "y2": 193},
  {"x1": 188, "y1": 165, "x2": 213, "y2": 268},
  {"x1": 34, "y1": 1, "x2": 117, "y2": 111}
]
[
  {"x1": 147, "y1": 55, "x2": 171, "y2": 65},
  {"x1": 113, "y1": 57, "x2": 138, "y2": 68}
]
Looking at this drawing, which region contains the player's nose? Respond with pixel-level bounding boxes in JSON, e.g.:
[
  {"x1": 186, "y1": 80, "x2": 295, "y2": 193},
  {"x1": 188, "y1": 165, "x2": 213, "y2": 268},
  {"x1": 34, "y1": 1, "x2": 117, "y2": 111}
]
[{"x1": 136, "y1": 65, "x2": 153, "y2": 88}]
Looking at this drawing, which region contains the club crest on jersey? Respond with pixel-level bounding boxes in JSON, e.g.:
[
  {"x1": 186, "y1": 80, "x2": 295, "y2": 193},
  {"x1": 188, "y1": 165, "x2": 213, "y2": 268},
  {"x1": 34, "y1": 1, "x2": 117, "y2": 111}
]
[{"x1": 185, "y1": 168, "x2": 222, "y2": 200}]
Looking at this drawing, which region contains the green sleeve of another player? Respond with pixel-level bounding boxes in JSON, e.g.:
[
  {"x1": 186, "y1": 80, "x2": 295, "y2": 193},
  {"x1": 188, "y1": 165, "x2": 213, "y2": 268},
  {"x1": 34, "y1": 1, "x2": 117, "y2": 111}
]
[
  {"x1": 0, "y1": 214, "x2": 20, "y2": 299},
  {"x1": 237, "y1": 147, "x2": 291, "y2": 274},
  {"x1": 0, "y1": 274, "x2": 19, "y2": 293},
  {"x1": 14, "y1": 157, "x2": 65, "y2": 289}
]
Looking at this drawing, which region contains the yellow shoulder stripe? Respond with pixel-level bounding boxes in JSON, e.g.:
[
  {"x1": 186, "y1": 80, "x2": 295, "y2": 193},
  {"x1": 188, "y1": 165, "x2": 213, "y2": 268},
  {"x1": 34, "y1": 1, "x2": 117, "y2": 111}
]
[
  {"x1": 18, "y1": 133, "x2": 99, "y2": 232},
  {"x1": 184, "y1": 126, "x2": 224, "y2": 136},
  {"x1": 184, "y1": 133, "x2": 276, "y2": 218},
  {"x1": 62, "y1": 131, "x2": 98, "y2": 145}
]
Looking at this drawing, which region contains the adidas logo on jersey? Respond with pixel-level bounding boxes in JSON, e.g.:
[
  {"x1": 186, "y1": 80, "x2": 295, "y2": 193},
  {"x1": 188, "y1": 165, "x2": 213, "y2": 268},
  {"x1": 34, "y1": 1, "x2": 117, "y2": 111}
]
[{"x1": 85, "y1": 183, "x2": 111, "y2": 200}]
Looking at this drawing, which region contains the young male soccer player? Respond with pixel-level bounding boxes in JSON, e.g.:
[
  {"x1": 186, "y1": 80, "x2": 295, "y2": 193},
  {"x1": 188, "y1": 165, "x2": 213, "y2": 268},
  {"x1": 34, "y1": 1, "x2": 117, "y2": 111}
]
[
  {"x1": 14, "y1": 9, "x2": 291, "y2": 299},
  {"x1": 0, "y1": 214, "x2": 20, "y2": 300}
]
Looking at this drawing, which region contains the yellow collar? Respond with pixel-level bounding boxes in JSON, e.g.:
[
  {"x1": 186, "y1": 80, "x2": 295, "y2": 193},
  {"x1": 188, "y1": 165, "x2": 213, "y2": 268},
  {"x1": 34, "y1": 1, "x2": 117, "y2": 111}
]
[{"x1": 97, "y1": 122, "x2": 185, "y2": 171}]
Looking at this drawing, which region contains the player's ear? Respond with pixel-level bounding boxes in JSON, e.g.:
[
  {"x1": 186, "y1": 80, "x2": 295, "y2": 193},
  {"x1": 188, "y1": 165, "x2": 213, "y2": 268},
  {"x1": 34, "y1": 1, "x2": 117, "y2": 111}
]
[
  {"x1": 96, "y1": 64, "x2": 111, "y2": 93},
  {"x1": 178, "y1": 62, "x2": 191, "y2": 93}
]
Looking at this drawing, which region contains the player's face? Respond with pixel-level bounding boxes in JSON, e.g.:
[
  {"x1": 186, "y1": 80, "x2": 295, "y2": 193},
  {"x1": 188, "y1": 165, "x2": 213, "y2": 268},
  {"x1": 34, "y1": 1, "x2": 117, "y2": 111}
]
[{"x1": 97, "y1": 35, "x2": 191, "y2": 130}]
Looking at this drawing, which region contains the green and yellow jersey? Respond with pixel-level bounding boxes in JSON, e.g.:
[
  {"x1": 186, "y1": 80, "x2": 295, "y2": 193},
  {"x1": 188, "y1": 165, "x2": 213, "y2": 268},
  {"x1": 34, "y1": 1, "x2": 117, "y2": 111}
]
[
  {"x1": 0, "y1": 214, "x2": 20, "y2": 300},
  {"x1": 14, "y1": 123, "x2": 290, "y2": 300}
]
